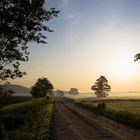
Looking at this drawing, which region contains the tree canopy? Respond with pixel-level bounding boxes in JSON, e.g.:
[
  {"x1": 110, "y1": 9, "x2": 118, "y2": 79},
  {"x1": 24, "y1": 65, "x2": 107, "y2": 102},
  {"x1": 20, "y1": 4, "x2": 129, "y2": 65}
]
[
  {"x1": 91, "y1": 76, "x2": 111, "y2": 98},
  {"x1": 134, "y1": 53, "x2": 140, "y2": 61},
  {"x1": 0, "y1": 0, "x2": 59, "y2": 82},
  {"x1": 30, "y1": 77, "x2": 54, "y2": 98},
  {"x1": 55, "y1": 90, "x2": 64, "y2": 96},
  {"x1": 68, "y1": 88, "x2": 79, "y2": 95}
]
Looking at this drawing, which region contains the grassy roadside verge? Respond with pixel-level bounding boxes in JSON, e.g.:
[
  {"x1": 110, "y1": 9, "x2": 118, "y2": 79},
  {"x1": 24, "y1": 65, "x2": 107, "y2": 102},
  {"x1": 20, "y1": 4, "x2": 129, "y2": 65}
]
[
  {"x1": 36, "y1": 99, "x2": 54, "y2": 140},
  {"x1": 0, "y1": 97, "x2": 54, "y2": 140},
  {"x1": 64, "y1": 97, "x2": 140, "y2": 129}
]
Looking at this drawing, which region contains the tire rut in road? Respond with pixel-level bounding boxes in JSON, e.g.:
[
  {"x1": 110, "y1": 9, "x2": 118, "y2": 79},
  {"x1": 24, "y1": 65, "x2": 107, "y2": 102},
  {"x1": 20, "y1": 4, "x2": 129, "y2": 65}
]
[
  {"x1": 62, "y1": 102, "x2": 117, "y2": 137},
  {"x1": 61, "y1": 101, "x2": 122, "y2": 140}
]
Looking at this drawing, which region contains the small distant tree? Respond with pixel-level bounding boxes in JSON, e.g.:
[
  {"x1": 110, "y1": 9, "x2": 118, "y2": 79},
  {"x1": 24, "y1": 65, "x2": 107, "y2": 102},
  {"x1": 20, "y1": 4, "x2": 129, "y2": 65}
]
[
  {"x1": 30, "y1": 77, "x2": 54, "y2": 98},
  {"x1": 91, "y1": 76, "x2": 111, "y2": 98},
  {"x1": 68, "y1": 88, "x2": 79, "y2": 95},
  {"x1": 55, "y1": 90, "x2": 64, "y2": 96}
]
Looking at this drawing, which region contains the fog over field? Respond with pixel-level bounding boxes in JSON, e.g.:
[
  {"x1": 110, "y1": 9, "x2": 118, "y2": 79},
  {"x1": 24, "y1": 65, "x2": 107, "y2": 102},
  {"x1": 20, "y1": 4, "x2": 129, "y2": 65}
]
[
  {"x1": 13, "y1": 93, "x2": 31, "y2": 96},
  {"x1": 66, "y1": 92, "x2": 140, "y2": 99}
]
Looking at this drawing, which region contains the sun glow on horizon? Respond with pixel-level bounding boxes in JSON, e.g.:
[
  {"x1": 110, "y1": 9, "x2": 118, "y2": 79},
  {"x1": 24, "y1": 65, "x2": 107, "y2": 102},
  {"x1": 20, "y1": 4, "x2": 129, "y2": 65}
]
[{"x1": 110, "y1": 51, "x2": 138, "y2": 81}]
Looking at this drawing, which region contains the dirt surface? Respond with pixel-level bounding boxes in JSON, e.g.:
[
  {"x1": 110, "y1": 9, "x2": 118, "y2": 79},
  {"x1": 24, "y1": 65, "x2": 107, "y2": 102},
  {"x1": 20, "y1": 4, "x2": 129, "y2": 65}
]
[{"x1": 51, "y1": 96, "x2": 140, "y2": 140}]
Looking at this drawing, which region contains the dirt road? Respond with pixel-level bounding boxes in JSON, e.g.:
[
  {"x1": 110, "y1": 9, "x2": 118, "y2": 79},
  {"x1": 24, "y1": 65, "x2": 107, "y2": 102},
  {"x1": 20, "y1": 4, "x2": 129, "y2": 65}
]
[{"x1": 51, "y1": 96, "x2": 140, "y2": 140}]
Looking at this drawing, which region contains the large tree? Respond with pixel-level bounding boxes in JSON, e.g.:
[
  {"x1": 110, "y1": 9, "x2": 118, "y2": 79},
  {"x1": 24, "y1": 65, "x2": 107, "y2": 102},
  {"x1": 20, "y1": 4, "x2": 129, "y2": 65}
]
[
  {"x1": 0, "y1": 0, "x2": 59, "y2": 83},
  {"x1": 30, "y1": 77, "x2": 54, "y2": 98},
  {"x1": 91, "y1": 76, "x2": 111, "y2": 98}
]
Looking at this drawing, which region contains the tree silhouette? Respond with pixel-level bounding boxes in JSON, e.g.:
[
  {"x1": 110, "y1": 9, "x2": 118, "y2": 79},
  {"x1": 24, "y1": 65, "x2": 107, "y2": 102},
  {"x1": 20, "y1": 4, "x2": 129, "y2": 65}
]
[
  {"x1": 55, "y1": 90, "x2": 64, "y2": 96},
  {"x1": 134, "y1": 53, "x2": 140, "y2": 61},
  {"x1": 30, "y1": 77, "x2": 54, "y2": 98},
  {"x1": 69, "y1": 88, "x2": 79, "y2": 95},
  {"x1": 91, "y1": 76, "x2": 111, "y2": 98},
  {"x1": 0, "y1": 0, "x2": 59, "y2": 82}
]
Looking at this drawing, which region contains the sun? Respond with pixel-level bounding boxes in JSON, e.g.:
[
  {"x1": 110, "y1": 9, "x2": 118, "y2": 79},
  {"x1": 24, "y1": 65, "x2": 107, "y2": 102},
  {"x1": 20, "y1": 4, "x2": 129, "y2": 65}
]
[
  {"x1": 114, "y1": 61, "x2": 134, "y2": 79},
  {"x1": 111, "y1": 53, "x2": 137, "y2": 80}
]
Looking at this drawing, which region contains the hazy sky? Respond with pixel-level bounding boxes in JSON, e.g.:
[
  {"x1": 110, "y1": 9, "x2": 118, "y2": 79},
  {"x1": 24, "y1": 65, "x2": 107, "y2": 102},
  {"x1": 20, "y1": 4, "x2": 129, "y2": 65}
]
[{"x1": 10, "y1": 0, "x2": 140, "y2": 92}]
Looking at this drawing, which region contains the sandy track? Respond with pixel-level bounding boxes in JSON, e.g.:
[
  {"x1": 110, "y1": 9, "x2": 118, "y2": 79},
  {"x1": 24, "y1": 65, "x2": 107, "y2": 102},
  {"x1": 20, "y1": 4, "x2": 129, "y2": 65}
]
[
  {"x1": 52, "y1": 97, "x2": 140, "y2": 140},
  {"x1": 51, "y1": 96, "x2": 140, "y2": 140}
]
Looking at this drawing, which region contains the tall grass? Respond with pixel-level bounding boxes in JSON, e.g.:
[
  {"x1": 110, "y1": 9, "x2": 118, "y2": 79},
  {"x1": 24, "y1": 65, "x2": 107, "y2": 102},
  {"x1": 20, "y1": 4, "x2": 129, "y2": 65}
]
[{"x1": 0, "y1": 98, "x2": 54, "y2": 140}]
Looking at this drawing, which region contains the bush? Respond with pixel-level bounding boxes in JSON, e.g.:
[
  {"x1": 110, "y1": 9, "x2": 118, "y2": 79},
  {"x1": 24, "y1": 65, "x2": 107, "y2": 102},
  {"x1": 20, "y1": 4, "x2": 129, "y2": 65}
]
[{"x1": 97, "y1": 102, "x2": 106, "y2": 110}]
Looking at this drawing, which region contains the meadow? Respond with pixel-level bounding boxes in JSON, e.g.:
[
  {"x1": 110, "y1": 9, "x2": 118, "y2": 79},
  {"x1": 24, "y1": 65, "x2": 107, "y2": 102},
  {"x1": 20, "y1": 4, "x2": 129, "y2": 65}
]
[
  {"x1": 0, "y1": 96, "x2": 32, "y2": 106},
  {"x1": 91, "y1": 99, "x2": 140, "y2": 114},
  {"x1": 0, "y1": 98, "x2": 53, "y2": 140}
]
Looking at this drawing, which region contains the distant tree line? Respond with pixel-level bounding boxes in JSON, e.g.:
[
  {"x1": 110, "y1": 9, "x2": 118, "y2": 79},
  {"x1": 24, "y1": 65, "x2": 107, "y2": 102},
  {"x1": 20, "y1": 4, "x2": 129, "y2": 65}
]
[
  {"x1": 55, "y1": 90, "x2": 64, "y2": 96},
  {"x1": 30, "y1": 75, "x2": 111, "y2": 98},
  {"x1": 68, "y1": 88, "x2": 79, "y2": 95}
]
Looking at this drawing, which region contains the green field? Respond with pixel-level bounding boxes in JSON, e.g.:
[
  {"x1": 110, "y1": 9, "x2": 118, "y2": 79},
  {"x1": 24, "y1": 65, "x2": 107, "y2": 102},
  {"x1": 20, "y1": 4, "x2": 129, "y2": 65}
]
[
  {"x1": 0, "y1": 98, "x2": 54, "y2": 140},
  {"x1": 85, "y1": 99, "x2": 140, "y2": 114}
]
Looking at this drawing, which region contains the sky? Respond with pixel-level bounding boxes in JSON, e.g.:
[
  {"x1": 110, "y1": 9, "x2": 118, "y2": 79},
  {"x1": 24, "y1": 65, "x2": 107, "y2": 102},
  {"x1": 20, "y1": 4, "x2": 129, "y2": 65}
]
[{"x1": 10, "y1": 0, "x2": 140, "y2": 92}]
